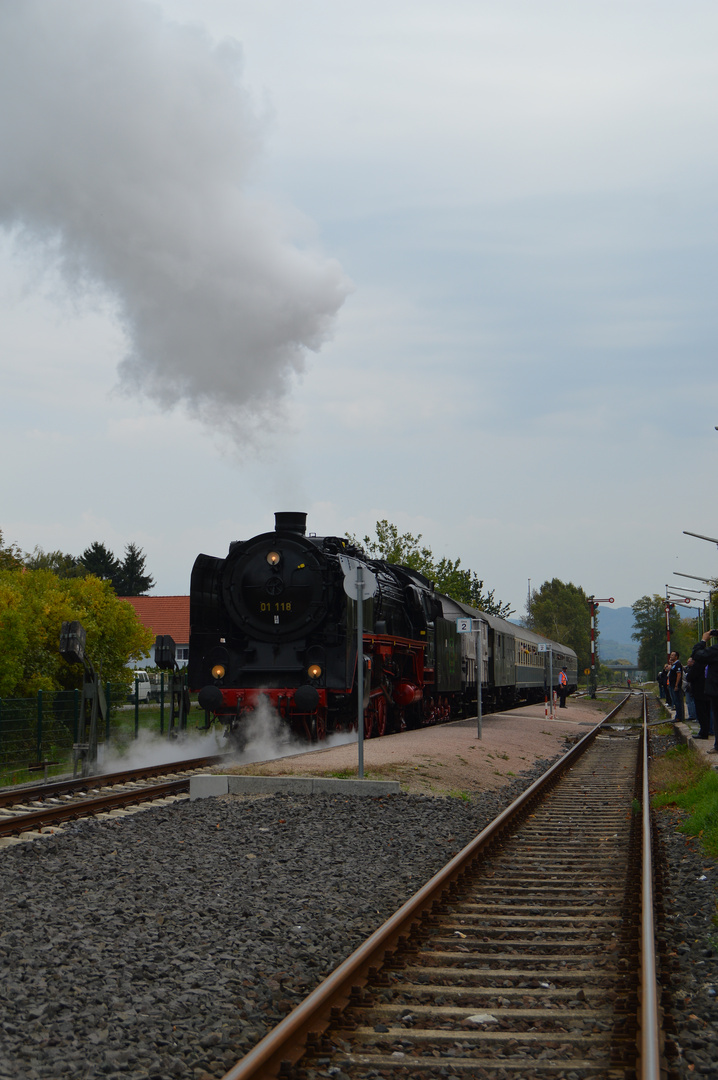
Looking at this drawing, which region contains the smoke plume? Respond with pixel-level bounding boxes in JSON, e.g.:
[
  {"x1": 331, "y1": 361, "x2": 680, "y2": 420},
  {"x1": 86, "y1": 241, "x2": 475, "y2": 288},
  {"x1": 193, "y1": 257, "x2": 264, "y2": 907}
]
[{"x1": 0, "y1": 1, "x2": 349, "y2": 432}]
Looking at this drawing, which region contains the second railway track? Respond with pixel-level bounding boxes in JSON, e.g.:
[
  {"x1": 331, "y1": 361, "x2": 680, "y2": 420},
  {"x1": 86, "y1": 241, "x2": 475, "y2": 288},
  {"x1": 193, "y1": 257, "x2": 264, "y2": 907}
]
[{"x1": 0, "y1": 755, "x2": 226, "y2": 837}]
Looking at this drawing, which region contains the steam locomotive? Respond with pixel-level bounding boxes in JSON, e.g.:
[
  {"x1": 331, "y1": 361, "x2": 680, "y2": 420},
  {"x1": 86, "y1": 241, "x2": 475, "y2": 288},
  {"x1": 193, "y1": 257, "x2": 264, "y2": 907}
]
[{"x1": 189, "y1": 512, "x2": 578, "y2": 743}]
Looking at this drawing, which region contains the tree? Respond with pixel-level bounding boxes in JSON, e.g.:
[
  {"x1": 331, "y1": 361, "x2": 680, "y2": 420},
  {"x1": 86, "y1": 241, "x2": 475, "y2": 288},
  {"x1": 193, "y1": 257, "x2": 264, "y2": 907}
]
[
  {"x1": 113, "y1": 542, "x2": 155, "y2": 596},
  {"x1": 0, "y1": 529, "x2": 22, "y2": 571},
  {"x1": 24, "y1": 547, "x2": 87, "y2": 578},
  {"x1": 631, "y1": 595, "x2": 667, "y2": 677},
  {"x1": 632, "y1": 594, "x2": 702, "y2": 678},
  {"x1": 352, "y1": 520, "x2": 513, "y2": 618},
  {"x1": 80, "y1": 541, "x2": 155, "y2": 596},
  {"x1": 81, "y1": 541, "x2": 120, "y2": 583},
  {"x1": 0, "y1": 568, "x2": 153, "y2": 697},
  {"x1": 529, "y1": 579, "x2": 592, "y2": 671}
]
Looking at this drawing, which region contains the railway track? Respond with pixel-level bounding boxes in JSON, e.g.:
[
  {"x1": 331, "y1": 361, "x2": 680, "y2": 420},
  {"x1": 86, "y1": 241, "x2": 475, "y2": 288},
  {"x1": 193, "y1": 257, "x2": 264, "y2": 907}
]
[
  {"x1": 223, "y1": 695, "x2": 665, "y2": 1080},
  {"x1": 0, "y1": 754, "x2": 226, "y2": 838}
]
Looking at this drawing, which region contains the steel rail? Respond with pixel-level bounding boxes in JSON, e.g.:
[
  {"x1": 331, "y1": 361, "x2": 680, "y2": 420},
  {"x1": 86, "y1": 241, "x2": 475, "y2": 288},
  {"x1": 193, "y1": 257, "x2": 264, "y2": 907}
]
[
  {"x1": 0, "y1": 755, "x2": 226, "y2": 808},
  {"x1": 221, "y1": 695, "x2": 631, "y2": 1080},
  {"x1": 639, "y1": 691, "x2": 662, "y2": 1079},
  {"x1": 0, "y1": 778, "x2": 190, "y2": 836}
]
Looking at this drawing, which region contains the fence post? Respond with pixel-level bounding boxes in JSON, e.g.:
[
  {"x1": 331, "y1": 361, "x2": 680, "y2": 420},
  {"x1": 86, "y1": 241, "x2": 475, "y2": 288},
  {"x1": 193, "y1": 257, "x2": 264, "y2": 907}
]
[
  {"x1": 134, "y1": 678, "x2": 140, "y2": 739},
  {"x1": 73, "y1": 687, "x2": 79, "y2": 743},
  {"x1": 160, "y1": 672, "x2": 165, "y2": 735},
  {"x1": 37, "y1": 688, "x2": 43, "y2": 763},
  {"x1": 105, "y1": 683, "x2": 111, "y2": 743}
]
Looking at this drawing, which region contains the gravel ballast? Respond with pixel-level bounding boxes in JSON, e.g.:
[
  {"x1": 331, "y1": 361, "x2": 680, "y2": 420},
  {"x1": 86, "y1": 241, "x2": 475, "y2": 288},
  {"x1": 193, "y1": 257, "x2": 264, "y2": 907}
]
[
  {"x1": 1, "y1": 723, "x2": 717, "y2": 1080},
  {"x1": 0, "y1": 761, "x2": 557, "y2": 1080},
  {"x1": 651, "y1": 730, "x2": 718, "y2": 1078}
]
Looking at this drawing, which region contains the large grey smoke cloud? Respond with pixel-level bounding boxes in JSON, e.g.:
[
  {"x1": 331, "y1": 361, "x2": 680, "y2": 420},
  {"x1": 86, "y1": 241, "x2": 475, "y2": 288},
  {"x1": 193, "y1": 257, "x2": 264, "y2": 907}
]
[{"x1": 0, "y1": 1, "x2": 349, "y2": 432}]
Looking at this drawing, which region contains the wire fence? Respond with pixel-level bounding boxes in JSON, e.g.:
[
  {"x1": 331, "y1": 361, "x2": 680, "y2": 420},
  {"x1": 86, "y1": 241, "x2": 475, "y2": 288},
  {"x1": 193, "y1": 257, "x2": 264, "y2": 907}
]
[{"x1": 0, "y1": 674, "x2": 192, "y2": 785}]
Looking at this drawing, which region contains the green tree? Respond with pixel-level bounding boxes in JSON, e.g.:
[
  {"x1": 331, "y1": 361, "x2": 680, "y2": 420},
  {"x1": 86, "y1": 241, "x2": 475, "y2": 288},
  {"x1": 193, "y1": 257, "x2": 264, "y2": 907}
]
[
  {"x1": 113, "y1": 542, "x2": 155, "y2": 596},
  {"x1": 81, "y1": 541, "x2": 120, "y2": 583},
  {"x1": 529, "y1": 579, "x2": 591, "y2": 670},
  {"x1": 24, "y1": 547, "x2": 87, "y2": 578},
  {"x1": 80, "y1": 541, "x2": 155, "y2": 596},
  {"x1": 0, "y1": 568, "x2": 153, "y2": 697},
  {"x1": 631, "y1": 595, "x2": 666, "y2": 677},
  {"x1": 353, "y1": 520, "x2": 513, "y2": 618},
  {"x1": 0, "y1": 529, "x2": 22, "y2": 571},
  {"x1": 630, "y1": 594, "x2": 701, "y2": 677}
]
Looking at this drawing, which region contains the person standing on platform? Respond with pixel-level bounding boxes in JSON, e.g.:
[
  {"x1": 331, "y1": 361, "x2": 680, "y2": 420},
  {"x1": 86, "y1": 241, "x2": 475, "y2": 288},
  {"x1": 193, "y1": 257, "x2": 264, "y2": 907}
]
[
  {"x1": 692, "y1": 631, "x2": 718, "y2": 752},
  {"x1": 659, "y1": 663, "x2": 671, "y2": 705},
  {"x1": 558, "y1": 667, "x2": 569, "y2": 709},
  {"x1": 668, "y1": 651, "x2": 684, "y2": 722},
  {"x1": 685, "y1": 654, "x2": 711, "y2": 740},
  {"x1": 684, "y1": 657, "x2": 697, "y2": 722}
]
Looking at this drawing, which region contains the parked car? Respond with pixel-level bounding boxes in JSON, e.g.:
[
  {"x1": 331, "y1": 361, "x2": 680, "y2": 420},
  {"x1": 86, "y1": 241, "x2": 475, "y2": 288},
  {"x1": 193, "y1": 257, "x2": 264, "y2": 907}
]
[{"x1": 127, "y1": 670, "x2": 153, "y2": 704}]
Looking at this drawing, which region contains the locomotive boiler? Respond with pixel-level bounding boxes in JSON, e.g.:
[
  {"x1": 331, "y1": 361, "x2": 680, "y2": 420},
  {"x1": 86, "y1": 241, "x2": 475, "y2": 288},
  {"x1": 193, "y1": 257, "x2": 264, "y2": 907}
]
[{"x1": 188, "y1": 512, "x2": 578, "y2": 744}]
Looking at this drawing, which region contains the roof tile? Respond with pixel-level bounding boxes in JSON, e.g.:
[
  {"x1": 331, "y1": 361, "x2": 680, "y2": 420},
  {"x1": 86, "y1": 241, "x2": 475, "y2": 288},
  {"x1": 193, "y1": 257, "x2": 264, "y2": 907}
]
[{"x1": 120, "y1": 596, "x2": 189, "y2": 643}]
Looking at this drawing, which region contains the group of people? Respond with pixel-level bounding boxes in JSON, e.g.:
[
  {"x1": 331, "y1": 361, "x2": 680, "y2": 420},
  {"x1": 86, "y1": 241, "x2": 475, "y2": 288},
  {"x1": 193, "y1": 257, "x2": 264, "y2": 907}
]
[{"x1": 658, "y1": 631, "x2": 718, "y2": 752}]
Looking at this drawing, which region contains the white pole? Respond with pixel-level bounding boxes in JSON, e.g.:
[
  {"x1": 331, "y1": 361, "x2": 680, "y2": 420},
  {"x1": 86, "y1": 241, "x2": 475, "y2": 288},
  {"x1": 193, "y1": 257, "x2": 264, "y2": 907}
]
[
  {"x1": 549, "y1": 647, "x2": 554, "y2": 719},
  {"x1": 476, "y1": 624, "x2": 482, "y2": 739}
]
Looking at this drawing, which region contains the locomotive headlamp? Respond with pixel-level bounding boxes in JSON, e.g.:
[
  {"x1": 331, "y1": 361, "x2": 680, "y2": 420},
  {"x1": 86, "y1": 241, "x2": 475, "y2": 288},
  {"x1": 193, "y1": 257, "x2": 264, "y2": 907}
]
[
  {"x1": 266, "y1": 550, "x2": 281, "y2": 566},
  {"x1": 307, "y1": 664, "x2": 322, "y2": 680},
  {"x1": 211, "y1": 664, "x2": 226, "y2": 680}
]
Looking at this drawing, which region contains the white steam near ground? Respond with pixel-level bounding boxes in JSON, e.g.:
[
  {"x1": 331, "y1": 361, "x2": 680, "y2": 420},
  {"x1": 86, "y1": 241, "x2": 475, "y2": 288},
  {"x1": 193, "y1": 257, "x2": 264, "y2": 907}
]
[
  {"x1": 0, "y1": 0, "x2": 349, "y2": 440},
  {"x1": 101, "y1": 696, "x2": 357, "y2": 775}
]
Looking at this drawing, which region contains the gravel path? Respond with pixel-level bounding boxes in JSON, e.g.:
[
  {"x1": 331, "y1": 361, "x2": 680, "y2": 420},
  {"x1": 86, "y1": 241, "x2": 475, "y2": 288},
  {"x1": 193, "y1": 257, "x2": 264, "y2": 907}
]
[{"x1": 0, "y1": 699, "x2": 716, "y2": 1080}]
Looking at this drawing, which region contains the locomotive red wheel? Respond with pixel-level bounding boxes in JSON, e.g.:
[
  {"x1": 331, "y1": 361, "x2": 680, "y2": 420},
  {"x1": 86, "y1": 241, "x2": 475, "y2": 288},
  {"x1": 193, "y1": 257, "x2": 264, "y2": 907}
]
[
  {"x1": 315, "y1": 708, "x2": 327, "y2": 742},
  {"x1": 374, "y1": 696, "x2": 387, "y2": 737},
  {"x1": 363, "y1": 709, "x2": 374, "y2": 739}
]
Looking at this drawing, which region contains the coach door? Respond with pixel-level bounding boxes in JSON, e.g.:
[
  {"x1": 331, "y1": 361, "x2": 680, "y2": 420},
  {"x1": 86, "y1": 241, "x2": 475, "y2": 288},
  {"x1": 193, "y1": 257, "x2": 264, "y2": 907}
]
[{"x1": 486, "y1": 626, "x2": 495, "y2": 686}]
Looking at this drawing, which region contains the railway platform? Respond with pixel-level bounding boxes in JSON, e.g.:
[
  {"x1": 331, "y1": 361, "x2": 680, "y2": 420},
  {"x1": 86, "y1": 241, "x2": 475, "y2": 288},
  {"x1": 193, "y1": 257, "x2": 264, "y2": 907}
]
[
  {"x1": 195, "y1": 697, "x2": 604, "y2": 801},
  {"x1": 674, "y1": 718, "x2": 718, "y2": 766}
]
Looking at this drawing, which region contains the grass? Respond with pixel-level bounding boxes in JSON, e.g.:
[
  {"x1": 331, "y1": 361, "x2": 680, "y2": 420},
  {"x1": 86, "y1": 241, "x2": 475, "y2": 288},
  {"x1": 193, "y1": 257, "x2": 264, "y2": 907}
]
[
  {"x1": 651, "y1": 743, "x2": 718, "y2": 858},
  {"x1": 651, "y1": 742, "x2": 718, "y2": 947}
]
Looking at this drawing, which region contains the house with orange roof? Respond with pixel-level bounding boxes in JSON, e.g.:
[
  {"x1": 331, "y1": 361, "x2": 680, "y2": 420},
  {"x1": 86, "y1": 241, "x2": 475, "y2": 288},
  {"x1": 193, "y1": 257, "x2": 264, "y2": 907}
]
[{"x1": 120, "y1": 596, "x2": 190, "y2": 668}]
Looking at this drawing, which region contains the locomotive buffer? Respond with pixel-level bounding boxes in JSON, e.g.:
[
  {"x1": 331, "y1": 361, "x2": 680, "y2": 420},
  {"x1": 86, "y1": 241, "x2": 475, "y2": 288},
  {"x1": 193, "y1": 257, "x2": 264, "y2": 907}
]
[{"x1": 338, "y1": 555, "x2": 378, "y2": 779}]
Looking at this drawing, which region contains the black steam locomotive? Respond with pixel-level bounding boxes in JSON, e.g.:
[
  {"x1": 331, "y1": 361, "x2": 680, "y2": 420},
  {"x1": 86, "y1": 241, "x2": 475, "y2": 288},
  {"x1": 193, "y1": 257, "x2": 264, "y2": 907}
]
[{"x1": 189, "y1": 512, "x2": 577, "y2": 743}]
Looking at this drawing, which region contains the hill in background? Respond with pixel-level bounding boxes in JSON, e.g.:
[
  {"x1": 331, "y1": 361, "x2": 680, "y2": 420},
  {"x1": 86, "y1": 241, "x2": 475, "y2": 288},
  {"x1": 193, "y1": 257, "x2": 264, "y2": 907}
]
[{"x1": 596, "y1": 606, "x2": 637, "y2": 663}]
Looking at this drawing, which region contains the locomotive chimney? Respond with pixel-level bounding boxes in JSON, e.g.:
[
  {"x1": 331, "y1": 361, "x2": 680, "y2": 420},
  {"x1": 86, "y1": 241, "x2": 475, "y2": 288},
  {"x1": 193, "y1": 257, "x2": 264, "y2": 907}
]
[{"x1": 274, "y1": 512, "x2": 307, "y2": 535}]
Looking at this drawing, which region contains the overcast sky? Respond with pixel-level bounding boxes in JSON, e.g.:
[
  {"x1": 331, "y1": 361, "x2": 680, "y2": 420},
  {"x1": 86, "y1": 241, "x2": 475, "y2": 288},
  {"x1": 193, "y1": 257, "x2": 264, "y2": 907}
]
[{"x1": 1, "y1": 0, "x2": 717, "y2": 619}]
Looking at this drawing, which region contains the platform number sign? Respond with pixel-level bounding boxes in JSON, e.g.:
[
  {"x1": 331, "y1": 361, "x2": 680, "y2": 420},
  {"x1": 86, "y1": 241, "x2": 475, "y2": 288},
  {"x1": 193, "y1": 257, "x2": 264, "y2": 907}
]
[{"x1": 456, "y1": 618, "x2": 473, "y2": 633}]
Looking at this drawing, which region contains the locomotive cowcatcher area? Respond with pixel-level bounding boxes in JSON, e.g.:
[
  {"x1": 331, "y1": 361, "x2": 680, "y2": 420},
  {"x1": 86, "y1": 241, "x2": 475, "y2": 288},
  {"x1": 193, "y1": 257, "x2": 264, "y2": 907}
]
[{"x1": 209, "y1": 695, "x2": 616, "y2": 798}]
